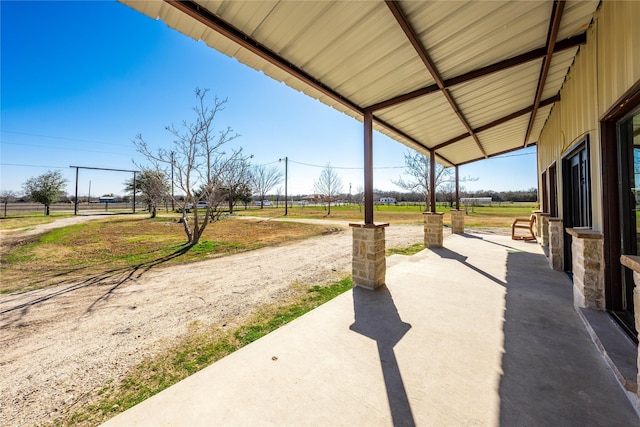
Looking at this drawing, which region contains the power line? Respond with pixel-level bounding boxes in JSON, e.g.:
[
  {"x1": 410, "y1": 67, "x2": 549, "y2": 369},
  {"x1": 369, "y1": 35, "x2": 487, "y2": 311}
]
[
  {"x1": 1, "y1": 162, "x2": 67, "y2": 169},
  {"x1": 0, "y1": 141, "x2": 144, "y2": 158},
  {"x1": 1, "y1": 129, "x2": 132, "y2": 148},
  {"x1": 288, "y1": 159, "x2": 404, "y2": 170}
]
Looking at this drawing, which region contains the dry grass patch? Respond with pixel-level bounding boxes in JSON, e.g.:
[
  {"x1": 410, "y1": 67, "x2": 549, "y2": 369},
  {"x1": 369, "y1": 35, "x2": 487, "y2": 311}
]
[
  {"x1": 1, "y1": 215, "x2": 341, "y2": 294},
  {"x1": 0, "y1": 213, "x2": 71, "y2": 230}
]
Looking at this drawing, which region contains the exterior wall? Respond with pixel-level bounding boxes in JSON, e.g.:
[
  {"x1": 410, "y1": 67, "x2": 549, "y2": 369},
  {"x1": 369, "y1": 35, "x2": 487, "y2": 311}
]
[{"x1": 537, "y1": 1, "x2": 640, "y2": 233}]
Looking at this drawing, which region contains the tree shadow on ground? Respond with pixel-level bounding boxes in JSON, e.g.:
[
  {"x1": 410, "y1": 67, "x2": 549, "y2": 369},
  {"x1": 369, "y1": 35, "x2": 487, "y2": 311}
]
[{"x1": 0, "y1": 245, "x2": 193, "y2": 326}]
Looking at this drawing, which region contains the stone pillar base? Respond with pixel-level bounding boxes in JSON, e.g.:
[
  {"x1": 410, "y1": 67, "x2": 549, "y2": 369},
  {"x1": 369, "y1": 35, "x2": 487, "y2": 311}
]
[
  {"x1": 450, "y1": 209, "x2": 464, "y2": 234},
  {"x1": 619, "y1": 255, "x2": 640, "y2": 406},
  {"x1": 540, "y1": 213, "x2": 550, "y2": 246},
  {"x1": 424, "y1": 212, "x2": 444, "y2": 248},
  {"x1": 350, "y1": 223, "x2": 389, "y2": 290},
  {"x1": 533, "y1": 210, "x2": 542, "y2": 237},
  {"x1": 567, "y1": 228, "x2": 604, "y2": 309},
  {"x1": 548, "y1": 218, "x2": 564, "y2": 271}
]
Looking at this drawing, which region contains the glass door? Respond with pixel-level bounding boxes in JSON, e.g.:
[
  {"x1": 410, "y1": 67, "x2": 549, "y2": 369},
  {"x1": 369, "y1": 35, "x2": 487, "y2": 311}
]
[
  {"x1": 562, "y1": 138, "x2": 591, "y2": 272},
  {"x1": 618, "y1": 109, "x2": 640, "y2": 328}
]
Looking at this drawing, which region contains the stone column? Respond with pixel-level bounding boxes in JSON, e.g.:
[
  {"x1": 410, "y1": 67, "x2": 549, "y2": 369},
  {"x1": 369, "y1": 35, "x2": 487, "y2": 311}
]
[
  {"x1": 423, "y1": 212, "x2": 444, "y2": 248},
  {"x1": 533, "y1": 210, "x2": 542, "y2": 237},
  {"x1": 619, "y1": 255, "x2": 640, "y2": 406},
  {"x1": 350, "y1": 223, "x2": 389, "y2": 290},
  {"x1": 450, "y1": 209, "x2": 464, "y2": 234},
  {"x1": 548, "y1": 218, "x2": 564, "y2": 271},
  {"x1": 567, "y1": 228, "x2": 604, "y2": 309},
  {"x1": 540, "y1": 213, "x2": 550, "y2": 246}
]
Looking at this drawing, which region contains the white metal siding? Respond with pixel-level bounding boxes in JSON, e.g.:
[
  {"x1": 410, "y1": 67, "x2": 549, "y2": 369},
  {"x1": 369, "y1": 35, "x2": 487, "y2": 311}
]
[{"x1": 537, "y1": 1, "x2": 640, "y2": 232}]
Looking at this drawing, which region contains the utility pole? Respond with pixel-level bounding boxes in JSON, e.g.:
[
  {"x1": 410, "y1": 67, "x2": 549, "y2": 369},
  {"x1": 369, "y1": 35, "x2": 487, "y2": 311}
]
[
  {"x1": 133, "y1": 171, "x2": 137, "y2": 214},
  {"x1": 73, "y1": 167, "x2": 79, "y2": 215},
  {"x1": 280, "y1": 156, "x2": 288, "y2": 216},
  {"x1": 171, "y1": 151, "x2": 175, "y2": 211}
]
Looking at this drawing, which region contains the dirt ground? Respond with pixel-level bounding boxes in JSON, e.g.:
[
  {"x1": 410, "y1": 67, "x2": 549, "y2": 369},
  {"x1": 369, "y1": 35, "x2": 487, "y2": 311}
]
[{"x1": 0, "y1": 215, "x2": 434, "y2": 426}]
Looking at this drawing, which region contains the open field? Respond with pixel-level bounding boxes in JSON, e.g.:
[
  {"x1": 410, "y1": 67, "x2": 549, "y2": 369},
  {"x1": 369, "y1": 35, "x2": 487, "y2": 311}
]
[
  {"x1": 238, "y1": 202, "x2": 538, "y2": 227},
  {"x1": 0, "y1": 214, "x2": 339, "y2": 294}
]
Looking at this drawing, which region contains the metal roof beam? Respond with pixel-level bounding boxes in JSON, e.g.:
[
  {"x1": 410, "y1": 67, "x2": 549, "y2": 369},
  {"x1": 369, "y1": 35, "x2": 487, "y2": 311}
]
[
  {"x1": 365, "y1": 33, "x2": 584, "y2": 112},
  {"x1": 524, "y1": 0, "x2": 565, "y2": 147},
  {"x1": 366, "y1": 84, "x2": 440, "y2": 112},
  {"x1": 432, "y1": 94, "x2": 559, "y2": 152},
  {"x1": 165, "y1": 0, "x2": 363, "y2": 115},
  {"x1": 385, "y1": 0, "x2": 487, "y2": 158},
  {"x1": 457, "y1": 143, "x2": 537, "y2": 167},
  {"x1": 445, "y1": 32, "x2": 583, "y2": 87}
]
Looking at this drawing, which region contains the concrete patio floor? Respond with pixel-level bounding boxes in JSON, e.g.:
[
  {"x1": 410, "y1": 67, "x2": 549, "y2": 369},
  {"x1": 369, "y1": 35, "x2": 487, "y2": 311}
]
[{"x1": 103, "y1": 232, "x2": 639, "y2": 426}]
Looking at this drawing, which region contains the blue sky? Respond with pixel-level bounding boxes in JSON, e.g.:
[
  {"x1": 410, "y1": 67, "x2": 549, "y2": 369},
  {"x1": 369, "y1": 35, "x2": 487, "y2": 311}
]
[{"x1": 1, "y1": 0, "x2": 537, "y2": 198}]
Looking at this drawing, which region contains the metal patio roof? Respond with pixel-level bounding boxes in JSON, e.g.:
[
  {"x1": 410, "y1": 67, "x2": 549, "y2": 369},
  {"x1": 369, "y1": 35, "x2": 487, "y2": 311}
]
[{"x1": 120, "y1": 0, "x2": 599, "y2": 167}]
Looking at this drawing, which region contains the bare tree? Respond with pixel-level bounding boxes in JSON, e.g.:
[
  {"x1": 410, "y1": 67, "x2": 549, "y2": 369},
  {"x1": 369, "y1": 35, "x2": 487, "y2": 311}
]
[
  {"x1": 394, "y1": 151, "x2": 476, "y2": 210},
  {"x1": 0, "y1": 190, "x2": 18, "y2": 217},
  {"x1": 123, "y1": 169, "x2": 169, "y2": 218},
  {"x1": 134, "y1": 88, "x2": 249, "y2": 245},
  {"x1": 219, "y1": 153, "x2": 253, "y2": 214},
  {"x1": 251, "y1": 165, "x2": 283, "y2": 208},
  {"x1": 314, "y1": 164, "x2": 343, "y2": 215},
  {"x1": 22, "y1": 170, "x2": 67, "y2": 216},
  {"x1": 355, "y1": 185, "x2": 364, "y2": 213},
  {"x1": 393, "y1": 151, "x2": 452, "y2": 211}
]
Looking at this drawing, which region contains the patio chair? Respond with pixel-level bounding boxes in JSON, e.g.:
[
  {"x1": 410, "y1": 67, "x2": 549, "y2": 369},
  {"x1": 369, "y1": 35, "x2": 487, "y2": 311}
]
[{"x1": 511, "y1": 214, "x2": 536, "y2": 241}]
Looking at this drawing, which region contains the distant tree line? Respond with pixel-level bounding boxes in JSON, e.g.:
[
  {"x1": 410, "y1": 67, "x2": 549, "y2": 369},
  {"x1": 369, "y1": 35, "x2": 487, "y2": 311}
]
[{"x1": 369, "y1": 188, "x2": 537, "y2": 204}]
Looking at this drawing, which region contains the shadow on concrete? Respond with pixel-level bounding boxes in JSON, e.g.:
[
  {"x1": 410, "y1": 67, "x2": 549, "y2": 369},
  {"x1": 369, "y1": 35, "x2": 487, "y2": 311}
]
[
  {"x1": 499, "y1": 249, "x2": 638, "y2": 425},
  {"x1": 430, "y1": 246, "x2": 506, "y2": 287},
  {"x1": 350, "y1": 285, "x2": 415, "y2": 427}
]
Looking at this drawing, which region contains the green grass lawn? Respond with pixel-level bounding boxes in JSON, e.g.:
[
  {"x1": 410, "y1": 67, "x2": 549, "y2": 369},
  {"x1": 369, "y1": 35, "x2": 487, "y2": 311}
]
[{"x1": 239, "y1": 202, "x2": 538, "y2": 227}]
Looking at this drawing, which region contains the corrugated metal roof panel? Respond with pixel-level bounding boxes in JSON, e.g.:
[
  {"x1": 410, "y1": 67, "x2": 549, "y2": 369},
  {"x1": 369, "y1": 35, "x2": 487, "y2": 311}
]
[
  {"x1": 119, "y1": 0, "x2": 600, "y2": 167},
  {"x1": 541, "y1": 48, "x2": 580, "y2": 100},
  {"x1": 528, "y1": 104, "x2": 555, "y2": 145},
  {"x1": 451, "y1": 61, "x2": 542, "y2": 129},
  {"x1": 478, "y1": 116, "x2": 531, "y2": 157},
  {"x1": 436, "y1": 137, "x2": 483, "y2": 165},
  {"x1": 407, "y1": 1, "x2": 551, "y2": 79},
  {"x1": 558, "y1": 0, "x2": 599, "y2": 40},
  {"x1": 376, "y1": 92, "x2": 469, "y2": 147}
]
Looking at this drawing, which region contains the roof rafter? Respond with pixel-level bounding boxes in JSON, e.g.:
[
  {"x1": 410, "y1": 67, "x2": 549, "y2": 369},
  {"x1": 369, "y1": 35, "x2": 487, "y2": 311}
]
[
  {"x1": 365, "y1": 33, "x2": 584, "y2": 112},
  {"x1": 385, "y1": 0, "x2": 487, "y2": 158},
  {"x1": 433, "y1": 94, "x2": 560, "y2": 151},
  {"x1": 457, "y1": 143, "x2": 537, "y2": 167},
  {"x1": 523, "y1": 0, "x2": 565, "y2": 147}
]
